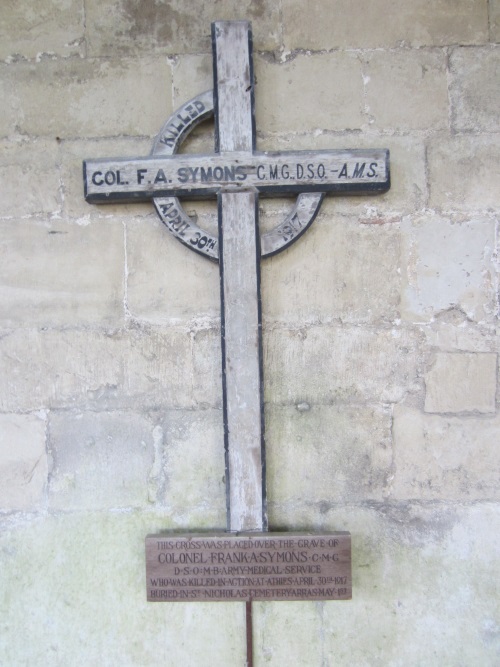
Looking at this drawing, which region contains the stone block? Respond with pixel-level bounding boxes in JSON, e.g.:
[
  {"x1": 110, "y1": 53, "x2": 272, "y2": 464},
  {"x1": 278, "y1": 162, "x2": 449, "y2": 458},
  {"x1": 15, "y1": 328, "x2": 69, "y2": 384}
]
[
  {"x1": 424, "y1": 352, "x2": 497, "y2": 414},
  {"x1": 363, "y1": 49, "x2": 448, "y2": 131},
  {"x1": 0, "y1": 140, "x2": 61, "y2": 217},
  {"x1": 126, "y1": 217, "x2": 220, "y2": 324},
  {"x1": 253, "y1": 601, "x2": 322, "y2": 666},
  {"x1": 0, "y1": 326, "x2": 220, "y2": 412},
  {"x1": 48, "y1": 410, "x2": 156, "y2": 510},
  {"x1": 321, "y1": 504, "x2": 500, "y2": 667},
  {"x1": 428, "y1": 135, "x2": 500, "y2": 211},
  {"x1": 282, "y1": 0, "x2": 489, "y2": 49},
  {"x1": 159, "y1": 409, "x2": 225, "y2": 518},
  {"x1": 255, "y1": 52, "x2": 364, "y2": 134},
  {"x1": 391, "y1": 405, "x2": 500, "y2": 499},
  {"x1": 0, "y1": 0, "x2": 84, "y2": 61},
  {"x1": 85, "y1": 0, "x2": 280, "y2": 56},
  {"x1": 0, "y1": 512, "x2": 244, "y2": 665},
  {"x1": 262, "y1": 214, "x2": 401, "y2": 325},
  {"x1": 491, "y1": 0, "x2": 500, "y2": 41},
  {"x1": 400, "y1": 214, "x2": 497, "y2": 323},
  {"x1": 0, "y1": 412, "x2": 47, "y2": 510},
  {"x1": 266, "y1": 404, "x2": 392, "y2": 504},
  {"x1": 0, "y1": 220, "x2": 124, "y2": 328},
  {"x1": 1, "y1": 58, "x2": 171, "y2": 139},
  {"x1": 264, "y1": 325, "x2": 420, "y2": 405},
  {"x1": 450, "y1": 47, "x2": 500, "y2": 133},
  {"x1": 422, "y1": 312, "x2": 497, "y2": 353},
  {"x1": 61, "y1": 137, "x2": 152, "y2": 221},
  {"x1": 262, "y1": 503, "x2": 500, "y2": 666},
  {"x1": 172, "y1": 54, "x2": 213, "y2": 109}
]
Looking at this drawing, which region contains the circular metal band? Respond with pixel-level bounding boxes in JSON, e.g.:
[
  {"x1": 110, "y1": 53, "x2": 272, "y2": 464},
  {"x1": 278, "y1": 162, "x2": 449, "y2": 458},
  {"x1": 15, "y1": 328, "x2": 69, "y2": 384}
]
[{"x1": 151, "y1": 90, "x2": 324, "y2": 261}]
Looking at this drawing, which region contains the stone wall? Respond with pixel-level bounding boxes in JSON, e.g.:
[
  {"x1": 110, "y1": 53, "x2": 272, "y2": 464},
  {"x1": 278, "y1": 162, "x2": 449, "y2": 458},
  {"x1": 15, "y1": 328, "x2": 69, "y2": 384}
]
[{"x1": 1, "y1": 1, "x2": 499, "y2": 665}]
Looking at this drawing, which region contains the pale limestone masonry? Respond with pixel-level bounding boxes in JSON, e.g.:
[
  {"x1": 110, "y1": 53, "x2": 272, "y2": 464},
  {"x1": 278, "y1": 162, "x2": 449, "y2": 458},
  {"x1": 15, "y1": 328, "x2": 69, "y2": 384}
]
[
  {"x1": 424, "y1": 352, "x2": 497, "y2": 414},
  {"x1": 0, "y1": 413, "x2": 47, "y2": 510},
  {"x1": 0, "y1": 0, "x2": 499, "y2": 665}
]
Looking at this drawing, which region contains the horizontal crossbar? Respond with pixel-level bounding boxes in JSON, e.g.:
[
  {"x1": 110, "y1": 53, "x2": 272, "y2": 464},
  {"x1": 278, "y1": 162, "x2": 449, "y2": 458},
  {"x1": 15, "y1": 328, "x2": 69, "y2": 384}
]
[{"x1": 84, "y1": 149, "x2": 390, "y2": 203}]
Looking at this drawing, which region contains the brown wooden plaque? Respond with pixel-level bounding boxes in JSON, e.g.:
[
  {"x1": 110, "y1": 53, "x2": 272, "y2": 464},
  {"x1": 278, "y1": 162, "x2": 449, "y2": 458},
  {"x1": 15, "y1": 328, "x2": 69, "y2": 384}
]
[{"x1": 146, "y1": 532, "x2": 351, "y2": 602}]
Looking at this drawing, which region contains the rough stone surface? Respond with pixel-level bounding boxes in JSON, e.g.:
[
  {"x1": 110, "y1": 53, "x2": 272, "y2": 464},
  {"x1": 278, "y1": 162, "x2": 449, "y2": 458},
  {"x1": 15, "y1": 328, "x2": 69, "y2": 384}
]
[
  {"x1": 428, "y1": 135, "x2": 500, "y2": 211},
  {"x1": 85, "y1": 0, "x2": 281, "y2": 56},
  {"x1": 282, "y1": 0, "x2": 489, "y2": 49},
  {"x1": 126, "y1": 218, "x2": 220, "y2": 324},
  {"x1": 0, "y1": 0, "x2": 84, "y2": 61},
  {"x1": 400, "y1": 214, "x2": 498, "y2": 323},
  {"x1": 1, "y1": 3, "x2": 499, "y2": 665},
  {"x1": 363, "y1": 49, "x2": 448, "y2": 131},
  {"x1": 266, "y1": 404, "x2": 392, "y2": 503},
  {"x1": 1, "y1": 57, "x2": 171, "y2": 139},
  {"x1": 264, "y1": 326, "x2": 421, "y2": 405},
  {"x1": 424, "y1": 352, "x2": 497, "y2": 414},
  {"x1": 0, "y1": 220, "x2": 124, "y2": 327},
  {"x1": 0, "y1": 139, "x2": 61, "y2": 216},
  {"x1": 48, "y1": 410, "x2": 156, "y2": 510},
  {"x1": 0, "y1": 413, "x2": 47, "y2": 511},
  {"x1": 391, "y1": 405, "x2": 500, "y2": 499},
  {"x1": 450, "y1": 47, "x2": 500, "y2": 132},
  {"x1": 491, "y1": 0, "x2": 500, "y2": 41},
  {"x1": 0, "y1": 327, "x2": 220, "y2": 412},
  {"x1": 0, "y1": 513, "x2": 244, "y2": 666},
  {"x1": 256, "y1": 53, "x2": 364, "y2": 134},
  {"x1": 262, "y1": 215, "x2": 401, "y2": 325},
  {"x1": 261, "y1": 504, "x2": 500, "y2": 666},
  {"x1": 159, "y1": 409, "x2": 225, "y2": 520}
]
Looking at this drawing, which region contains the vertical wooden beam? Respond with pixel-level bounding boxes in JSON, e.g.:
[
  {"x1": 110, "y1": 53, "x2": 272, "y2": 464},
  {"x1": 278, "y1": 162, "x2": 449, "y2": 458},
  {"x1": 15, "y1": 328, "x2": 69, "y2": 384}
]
[{"x1": 213, "y1": 21, "x2": 266, "y2": 532}]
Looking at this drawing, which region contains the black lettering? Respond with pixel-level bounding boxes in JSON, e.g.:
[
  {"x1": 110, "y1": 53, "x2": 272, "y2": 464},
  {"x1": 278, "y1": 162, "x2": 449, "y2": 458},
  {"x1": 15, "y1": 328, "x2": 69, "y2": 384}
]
[
  {"x1": 200, "y1": 167, "x2": 213, "y2": 182},
  {"x1": 223, "y1": 165, "x2": 235, "y2": 181},
  {"x1": 104, "y1": 170, "x2": 116, "y2": 186},
  {"x1": 213, "y1": 166, "x2": 224, "y2": 181},
  {"x1": 338, "y1": 163, "x2": 348, "y2": 178},
  {"x1": 137, "y1": 169, "x2": 148, "y2": 184},
  {"x1": 160, "y1": 202, "x2": 173, "y2": 215},
  {"x1": 367, "y1": 162, "x2": 378, "y2": 177},
  {"x1": 154, "y1": 169, "x2": 167, "y2": 184},
  {"x1": 188, "y1": 167, "x2": 199, "y2": 182},
  {"x1": 236, "y1": 165, "x2": 247, "y2": 181},
  {"x1": 256, "y1": 165, "x2": 265, "y2": 180},
  {"x1": 91, "y1": 171, "x2": 103, "y2": 186},
  {"x1": 317, "y1": 163, "x2": 325, "y2": 179},
  {"x1": 281, "y1": 164, "x2": 290, "y2": 179},
  {"x1": 172, "y1": 120, "x2": 185, "y2": 134},
  {"x1": 159, "y1": 136, "x2": 176, "y2": 147},
  {"x1": 269, "y1": 165, "x2": 278, "y2": 180},
  {"x1": 117, "y1": 170, "x2": 125, "y2": 185},
  {"x1": 296, "y1": 164, "x2": 304, "y2": 179},
  {"x1": 177, "y1": 167, "x2": 189, "y2": 183},
  {"x1": 170, "y1": 216, "x2": 183, "y2": 231},
  {"x1": 307, "y1": 164, "x2": 314, "y2": 178},
  {"x1": 352, "y1": 162, "x2": 366, "y2": 178}
]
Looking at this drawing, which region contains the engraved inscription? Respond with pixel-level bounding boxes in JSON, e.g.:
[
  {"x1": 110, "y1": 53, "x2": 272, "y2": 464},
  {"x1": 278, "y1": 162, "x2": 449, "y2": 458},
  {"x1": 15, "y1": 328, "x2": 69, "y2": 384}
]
[
  {"x1": 84, "y1": 150, "x2": 390, "y2": 203},
  {"x1": 146, "y1": 532, "x2": 352, "y2": 602}
]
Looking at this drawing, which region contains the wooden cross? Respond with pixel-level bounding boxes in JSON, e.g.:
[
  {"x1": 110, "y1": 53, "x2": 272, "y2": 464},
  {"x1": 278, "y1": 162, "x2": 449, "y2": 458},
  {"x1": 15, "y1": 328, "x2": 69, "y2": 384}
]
[{"x1": 84, "y1": 21, "x2": 390, "y2": 535}]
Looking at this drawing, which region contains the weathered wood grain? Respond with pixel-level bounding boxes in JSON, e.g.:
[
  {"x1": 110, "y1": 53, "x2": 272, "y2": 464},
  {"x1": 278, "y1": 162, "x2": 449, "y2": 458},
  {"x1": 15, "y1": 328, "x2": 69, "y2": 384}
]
[
  {"x1": 84, "y1": 149, "x2": 390, "y2": 203},
  {"x1": 219, "y1": 191, "x2": 265, "y2": 532}
]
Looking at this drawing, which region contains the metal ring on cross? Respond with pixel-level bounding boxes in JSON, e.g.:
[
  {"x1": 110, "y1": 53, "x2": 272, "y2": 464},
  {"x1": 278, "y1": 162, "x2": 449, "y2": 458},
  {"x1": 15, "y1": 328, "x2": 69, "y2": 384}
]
[{"x1": 151, "y1": 90, "x2": 324, "y2": 262}]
